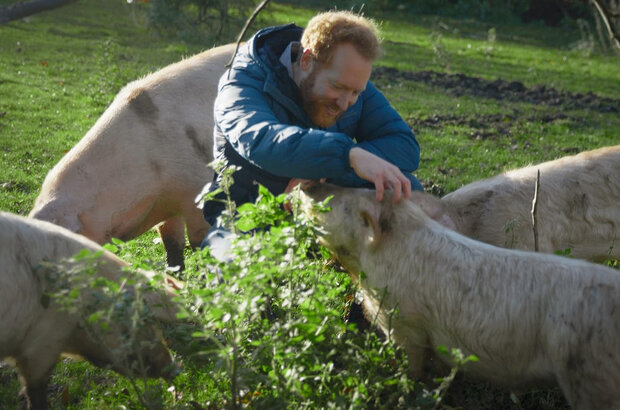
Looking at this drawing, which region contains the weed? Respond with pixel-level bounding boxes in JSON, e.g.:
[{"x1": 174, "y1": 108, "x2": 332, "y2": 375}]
[
  {"x1": 174, "y1": 181, "x2": 451, "y2": 408},
  {"x1": 43, "y1": 250, "x2": 175, "y2": 408},
  {"x1": 429, "y1": 19, "x2": 451, "y2": 71}
]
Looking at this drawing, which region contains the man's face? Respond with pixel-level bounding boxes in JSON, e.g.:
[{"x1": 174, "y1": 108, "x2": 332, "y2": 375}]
[{"x1": 298, "y1": 43, "x2": 373, "y2": 129}]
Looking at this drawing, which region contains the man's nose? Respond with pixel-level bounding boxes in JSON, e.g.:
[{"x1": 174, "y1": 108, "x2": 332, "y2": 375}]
[{"x1": 336, "y1": 91, "x2": 355, "y2": 111}]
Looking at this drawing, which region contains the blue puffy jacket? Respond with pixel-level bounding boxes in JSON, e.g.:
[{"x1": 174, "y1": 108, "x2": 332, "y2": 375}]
[{"x1": 203, "y1": 24, "x2": 422, "y2": 226}]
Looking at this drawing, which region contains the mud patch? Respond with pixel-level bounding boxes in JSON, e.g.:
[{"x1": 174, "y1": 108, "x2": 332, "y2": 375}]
[
  {"x1": 407, "y1": 111, "x2": 578, "y2": 141},
  {"x1": 373, "y1": 67, "x2": 620, "y2": 113}
]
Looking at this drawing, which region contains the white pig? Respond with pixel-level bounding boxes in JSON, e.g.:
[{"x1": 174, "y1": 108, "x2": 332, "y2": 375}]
[
  {"x1": 302, "y1": 184, "x2": 620, "y2": 410},
  {"x1": 0, "y1": 211, "x2": 178, "y2": 409},
  {"x1": 437, "y1": 145, "x2": 620, "y2": 262},
  {"x1": 30, "y1": 43, "x2": 237, "y2": 269}
]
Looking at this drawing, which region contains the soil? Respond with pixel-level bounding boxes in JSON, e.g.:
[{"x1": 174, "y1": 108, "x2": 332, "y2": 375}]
[{"x1": 372, "y1": 66, "x2": 620, "y2": 114}]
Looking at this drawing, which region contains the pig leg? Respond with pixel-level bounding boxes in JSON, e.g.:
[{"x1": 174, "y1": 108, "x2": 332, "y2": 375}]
[
  {"x1": 16, "y1": 352, "x2": 60, "y2": 410},
  {"x1": 557, "y1": 370, "x2": 620, "y2": 410},
  {"x1": 184, "y1": 206, "x2": 210, "y2": 249},
  {"x1": 25, "y1": 381, "x2": 48, "y2": 410},
  {"x1": 398, "y1": 326, "x2": 431, "y2": 378},
  {"x1": 405, "y1": 344, "x2": 428, "y2": 378},
  {"x1": 158, "y1": 217, "x2": 186, "y2": 270}
]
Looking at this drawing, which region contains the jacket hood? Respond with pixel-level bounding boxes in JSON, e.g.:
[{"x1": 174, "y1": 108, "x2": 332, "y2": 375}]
[{"x1": 250, "y1": 23, "x2": 303, "y2": 69}]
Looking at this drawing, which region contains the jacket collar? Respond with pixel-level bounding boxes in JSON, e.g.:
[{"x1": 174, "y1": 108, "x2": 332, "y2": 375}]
[{"x1": 248, "y1": 24, "x2": 315, "y2": 127}]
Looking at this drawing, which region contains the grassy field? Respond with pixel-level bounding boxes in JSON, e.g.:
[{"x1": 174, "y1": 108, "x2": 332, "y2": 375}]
[{"x1": 1, "y1": 0, "x2": 619, "y2": 408}]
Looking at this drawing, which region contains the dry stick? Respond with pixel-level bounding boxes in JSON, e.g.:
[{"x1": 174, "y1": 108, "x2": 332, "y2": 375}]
[
  {"x1": 531, "y1": 169, "x2": 541, "y2": 252},
  {"x1": 226, "y1": 0, "x2": 271, "y2": 78}
]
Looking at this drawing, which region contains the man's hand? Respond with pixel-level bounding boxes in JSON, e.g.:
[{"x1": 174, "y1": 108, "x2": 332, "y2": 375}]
[{"x1": 349, "y1": 147, "x2": 411, "y2": 203}]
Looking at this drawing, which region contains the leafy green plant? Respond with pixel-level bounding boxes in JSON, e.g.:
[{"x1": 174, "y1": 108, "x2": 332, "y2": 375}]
[
  {"x1": 84, "y1": 38, "x2": 128, "y2": 109},
  {"x1": 44, "y1": 249, "x2": 175, "y2": 408},
  {"x1": 430, "y1": 347, "x2": 479, "y2": 408},
  {"x1": 429, "y1": 19, "x2": 451, "y2": 71},
  {"x1": 175, "y1": 183, "x2": 442, "y2": 408},
  {"x1": 2, "y1": 1, "x2": 619, "y2": 407}
]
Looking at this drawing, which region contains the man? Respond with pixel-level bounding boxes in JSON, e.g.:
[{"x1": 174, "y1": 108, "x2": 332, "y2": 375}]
[{"x1": 202, "y1": 11, "x2": 422, "y2": 258}]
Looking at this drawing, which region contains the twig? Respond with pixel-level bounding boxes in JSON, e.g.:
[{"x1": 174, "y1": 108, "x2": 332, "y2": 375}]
[
  {"x1": 531, "y1": 169, "x2": 541, "y2": 252},
  {"x1": 226, "y1": 0, "x2": 271, "y2": 77}
]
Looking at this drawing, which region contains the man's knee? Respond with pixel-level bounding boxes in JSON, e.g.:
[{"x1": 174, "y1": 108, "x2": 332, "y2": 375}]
[{"x1": 201, "y1": 226, "x2": 235, "y2": 263}]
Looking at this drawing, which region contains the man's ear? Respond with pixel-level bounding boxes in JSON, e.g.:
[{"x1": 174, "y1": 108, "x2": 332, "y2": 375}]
[{"x1": 299, "y1": 48, "x2": 315, "y2": 71}]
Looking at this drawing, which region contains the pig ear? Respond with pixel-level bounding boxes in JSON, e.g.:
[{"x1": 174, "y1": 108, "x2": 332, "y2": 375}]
[
  {"x1": 410, "y1": 191, "x2": 456, "y2": 229},
  {"x1": 144, "y1": 289, "x2": 178, "y2": 323},
  {"x1": 359, "y1": 209, "x2": 381, "y2": 249},
  {"x1": 410, "y1": 191, "x2": 443, "y2": 219},
  {"x1": 437, "y1": 214, "x2": 457, "y2": 230}
]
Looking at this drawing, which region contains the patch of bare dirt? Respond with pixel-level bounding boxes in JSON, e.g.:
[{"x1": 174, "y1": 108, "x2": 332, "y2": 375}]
[
  {"x1": 406, "y1": 111, "x2": 583, "y2": 142},
  {"x1": 409, "y1": 112, "x2": 570, "y2": 129},
  {"x1": 373, "y1": 66, "x2": 620, "y2": 113}
]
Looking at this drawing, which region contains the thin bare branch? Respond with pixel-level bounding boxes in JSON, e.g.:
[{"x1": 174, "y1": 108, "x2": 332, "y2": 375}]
[
  {"x1": 226, "y1": 0, "x2": 271, "y2": 74},
  {"x1": 531, "y1": 169, "x2": 541, "y2": 252}
]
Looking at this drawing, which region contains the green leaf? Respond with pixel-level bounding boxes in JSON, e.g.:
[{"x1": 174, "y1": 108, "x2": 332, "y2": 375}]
[
  {"x1": 236, "y1": 215, "x2": 257, "y2": 232},
  {"x1": 87, "y1": 311, "x2": 103, "y2": 323}
]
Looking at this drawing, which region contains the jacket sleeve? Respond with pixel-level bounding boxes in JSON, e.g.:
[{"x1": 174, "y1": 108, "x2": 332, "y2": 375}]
[
  {"x1": 354, "y1": 82, "x2": 420, "y2": 172},
  {"x1": 327, "y1": 82, "x2": 421, "y2": 188},
  {"x1": 214, "y1": 59, "x2": 355, "y2": 180}
]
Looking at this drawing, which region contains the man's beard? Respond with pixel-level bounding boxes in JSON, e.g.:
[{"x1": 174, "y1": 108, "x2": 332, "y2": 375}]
[{"x1": 299, "y1": 69, "x2": 342, "y2": 129}]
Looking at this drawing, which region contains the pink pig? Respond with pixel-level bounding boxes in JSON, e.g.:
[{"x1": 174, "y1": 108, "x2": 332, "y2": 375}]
[{"x1": 30, "y1": 43, "x2": 237, "y2": 269}]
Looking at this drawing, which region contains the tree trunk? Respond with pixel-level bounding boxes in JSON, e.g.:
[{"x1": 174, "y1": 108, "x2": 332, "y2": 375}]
[{"x1": 0, "y1": 0, "x2": 78, "y2": 24}]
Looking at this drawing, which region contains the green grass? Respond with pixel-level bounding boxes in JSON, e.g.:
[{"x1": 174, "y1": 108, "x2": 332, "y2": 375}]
[
  {"x1": 0, "y1": 0, "x2": 213, "y2": 215},
  {"x1": 1, "y1": 0, "x2": 619, "y2": 408},
  {"x1": 380, "y1": 19, "x2": 620, "y2": 96}
]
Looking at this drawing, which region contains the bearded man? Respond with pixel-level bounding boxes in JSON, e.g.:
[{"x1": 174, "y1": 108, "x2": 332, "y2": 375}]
[{"x1": 202, "y1": 11, "x2": 422, "y2": 258}]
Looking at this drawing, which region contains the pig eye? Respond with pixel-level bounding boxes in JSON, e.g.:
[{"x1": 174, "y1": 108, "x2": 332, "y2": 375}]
[{"x1": 361, "y1": 212, "x2": 371, "y2": 227}]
